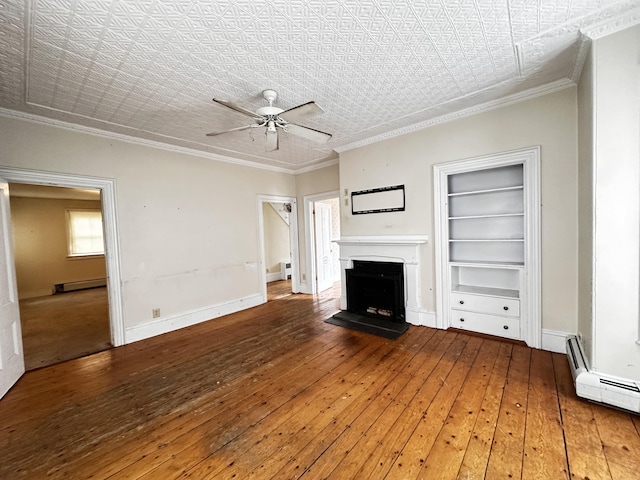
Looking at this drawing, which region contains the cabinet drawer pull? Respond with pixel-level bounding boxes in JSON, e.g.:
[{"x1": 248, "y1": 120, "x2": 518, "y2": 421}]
[
  {"x1": 503, "y1": 325, "x2": 509, "y2": 330},
  {"x1": 460, "y1": 318, "x2": 465, "y2": 322},
  {"x1": 459, "y1": 300, "x2": 464, "y2": 305},
  {"x1": 503, "y1": 306, "x2": 509, "y2": 311}
]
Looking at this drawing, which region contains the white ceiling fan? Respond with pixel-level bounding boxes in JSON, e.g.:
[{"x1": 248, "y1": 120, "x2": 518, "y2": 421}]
[{"x1": 207, "y1": 89, "x2": 332, "y2": 152}]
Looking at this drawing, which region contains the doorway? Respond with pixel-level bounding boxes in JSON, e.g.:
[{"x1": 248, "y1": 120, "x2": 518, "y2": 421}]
[
  {"x1": 0, "y1": 170, "x2": 124, "y2": 334},
  {"x1": 257, "y1": 195, "x2": 299, "y2": 303},
  {"x1": 304, "y1": 191, "x2": 341, "y2": 295},
  {"x1": 263, "y1": 201, "x2": 292, "y2": 300},
  {"x1": 10, "y1": 184, "x2": 111, "y2": 370},
  {"x1": 0, "y1": 167, "x2": 124, "y2": 398}
]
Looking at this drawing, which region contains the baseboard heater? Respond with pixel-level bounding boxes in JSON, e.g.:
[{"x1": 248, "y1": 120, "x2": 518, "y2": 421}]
[
  {"x1": 566, "y1": 335, "x2": 640, "y2": 413},
  {"x1": 54, "y1": 278, "x2": 107, "y2": 294}
]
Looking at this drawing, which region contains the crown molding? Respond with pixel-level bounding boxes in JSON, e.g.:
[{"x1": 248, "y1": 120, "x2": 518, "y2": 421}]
[
  {"x1": 0, "y1": 107, "x2": 307, "y2": 175},
  {"x1": 334, "y1": 78, "x2": 575, "y2": 153},
  {"x1": 580, "y1": 5, "x2": 640, "y2": 40},
  {"x1": 570, "y1": 32, "x2": 593, "y2": 84},
  {"x1": 293, "y1": 157, "x2": 339, "y2": 175}
]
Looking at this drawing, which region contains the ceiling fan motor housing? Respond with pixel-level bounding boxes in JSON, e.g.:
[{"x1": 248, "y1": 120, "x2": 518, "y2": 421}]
[
  {"x1": 256, "y1": 89, "x2": 284, "y2": 117},
  {"x1": 256, "y1": 105, "x2": 284, "y2": 117}
]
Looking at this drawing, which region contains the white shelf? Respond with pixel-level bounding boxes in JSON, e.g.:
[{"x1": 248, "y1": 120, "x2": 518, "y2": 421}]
[
  {"x1": 448, "y1": 185, "x2": 523, "y2": 197},
  {"x1": 448, "y1": 189, "x2": 524, "y2": 218},
  {"x1": 452, "y1": 284, "x2": 520, "y2": 298},
  {"x1": 450, "y1": 261, "x2": 524, "y2": 268},
  {"x1": 449, "y1": 238, "x2": 524, "y2": 242},
  {"x1": 449, "y1": 213, "x2": 524, "y2": 220}
]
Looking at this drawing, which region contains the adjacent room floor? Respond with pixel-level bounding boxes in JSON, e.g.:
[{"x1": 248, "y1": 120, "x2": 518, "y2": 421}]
[{"x1": 19, "y1": 287, "x2": 111, "y2": 370}]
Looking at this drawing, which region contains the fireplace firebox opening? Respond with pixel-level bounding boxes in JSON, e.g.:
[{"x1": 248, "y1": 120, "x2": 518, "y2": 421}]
[
  {"x1": 326, "y1": 260, "x2": 409, "y2": 339},
  {"x1": 346, "y1": 260, "x2": 405, "y2": 322}
]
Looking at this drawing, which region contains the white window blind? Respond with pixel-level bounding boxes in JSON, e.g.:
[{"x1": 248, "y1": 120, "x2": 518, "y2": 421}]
[{"x1": 67, "y1": 209, "x2": 105, "y2": 256}]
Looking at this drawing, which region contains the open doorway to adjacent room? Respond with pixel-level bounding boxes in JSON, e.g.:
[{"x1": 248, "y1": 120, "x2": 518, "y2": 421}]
[
  {"x1": 304, "y1": 190, "x2": 341, "y2": 296},
  {"x1": 9, "y1": 184, "x2": 112, "y2": 370},
  {"x1": 258, "y1": 195, "x2": 299, "y2": 303},
  {"x1": 263, "y1": 201, "x2": 293, "y2": 301}
]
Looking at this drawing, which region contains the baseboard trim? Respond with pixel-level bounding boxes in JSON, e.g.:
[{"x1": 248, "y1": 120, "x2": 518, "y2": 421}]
[
  {"x1": 19, "y1": 288, "x2": 53, "y2": 300},
  {"x1": 406, "y1": 308, "x2": 437, "y2": 328},
  {"x1": 124, "y1": 293, "x2": 263, "y2": 344},
  {"x1": 266, "y1": 272, "x2": 283, "y2": 283},
  {"x1": 542, "y1": 329, "x2": 569, "y2": 353}
]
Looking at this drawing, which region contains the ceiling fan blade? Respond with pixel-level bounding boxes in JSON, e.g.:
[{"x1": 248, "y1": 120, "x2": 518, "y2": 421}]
[
  {"x1": 265, "y1": 128, "x2": 279, "y2": 152},
  {"x1": 206, "y1": 124, "x2": 254, "y2": 136},
  {"x1": 279, "y1": 101, "x2": 324, "y2": 123},
  {"x1": 212, "y1": 98, "x2": 258, "y2": 118},
  {"x1": 285, "y1": 123, "x2": 332, "y2": 143}
]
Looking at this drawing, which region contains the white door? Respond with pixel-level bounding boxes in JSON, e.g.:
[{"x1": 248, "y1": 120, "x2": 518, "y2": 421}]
[
  {"x1": 0, "y1": 180, "x2": 24, "y2": 399},
  {"x1": 314, "y1": 202, "x2": 333, "y2": 293}
]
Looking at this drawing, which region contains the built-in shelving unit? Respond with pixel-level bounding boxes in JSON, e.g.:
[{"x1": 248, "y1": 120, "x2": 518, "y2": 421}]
[
  {"x1": 448, "y1": 165, "x2": 524, "y2": 264},
  {"x1": 434, "y1": 147, "x2": 541, "y2": 347}
]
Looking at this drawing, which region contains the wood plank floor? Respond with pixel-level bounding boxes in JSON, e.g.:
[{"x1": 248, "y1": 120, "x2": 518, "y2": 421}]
[{"x1": 1, "y1": 280, "x2": 639, "y2": 479}]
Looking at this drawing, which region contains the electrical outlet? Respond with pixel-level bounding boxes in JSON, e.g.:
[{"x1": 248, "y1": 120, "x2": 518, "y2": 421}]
[{"x1": 152, "y1": 308, "x2": 161, "y2": 318}]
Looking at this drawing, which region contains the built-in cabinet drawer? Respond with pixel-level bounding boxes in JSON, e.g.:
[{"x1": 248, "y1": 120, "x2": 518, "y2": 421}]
[
  {"x1": 450, "y1": 292, "x2": 520, "y2": 317},
  {"x1": 450, "y1": 309, "x2": 521, "y2": 340}
]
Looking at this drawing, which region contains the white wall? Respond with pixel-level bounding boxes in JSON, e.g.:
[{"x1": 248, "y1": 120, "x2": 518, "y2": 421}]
[
  {"x1": 591, "y1": 25, "x2": 640, "y2": 378},
  {"x1": 339, "y1": 87, "x2": 579, "y2": 334},
  {"x1": 0, "y1": 116, "x2": 295, "y2": 335},
  {"x1": 577, "y1": 43, "x2": 595, "y2": 364}
]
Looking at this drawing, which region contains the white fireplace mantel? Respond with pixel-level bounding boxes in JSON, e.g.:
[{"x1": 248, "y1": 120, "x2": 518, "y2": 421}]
[{"x1": 336, "y1": 235, "x2": 430, "y2": 327}]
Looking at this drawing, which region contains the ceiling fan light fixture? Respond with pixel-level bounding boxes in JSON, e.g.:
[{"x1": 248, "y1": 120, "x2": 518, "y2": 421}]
[{"x1": 209, "y1": 88, "x2": 332, "y2": 151}]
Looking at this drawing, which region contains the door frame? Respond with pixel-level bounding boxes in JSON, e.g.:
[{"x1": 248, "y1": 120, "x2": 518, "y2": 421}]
[
  {"x1": 257, "y1": 195, "x2": 300, "y2": 302},
  {"x1": 303, "y1": 190, "x2": 340, "y2": 295},
  {"x1": 0, "y1": 166, "x2": 125, "y2": 346}
]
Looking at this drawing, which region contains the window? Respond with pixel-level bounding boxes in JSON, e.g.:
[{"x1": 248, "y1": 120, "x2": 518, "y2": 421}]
[{"x1": 67, "y1": 209, "x2": 105, "y2": 256}]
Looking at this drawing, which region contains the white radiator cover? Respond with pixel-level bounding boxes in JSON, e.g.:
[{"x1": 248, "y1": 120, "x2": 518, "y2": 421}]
[{"x1": 566, "y1": 335, "x2": 640, "y2": 413}]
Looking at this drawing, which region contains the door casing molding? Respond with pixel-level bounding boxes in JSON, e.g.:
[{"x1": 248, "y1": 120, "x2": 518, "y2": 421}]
[{"x1": 0, "y1": 166, "x2": 125, "y2": 346}]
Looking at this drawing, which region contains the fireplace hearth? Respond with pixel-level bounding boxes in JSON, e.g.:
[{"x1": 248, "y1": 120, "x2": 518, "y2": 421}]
[{"x1": 327, "y1": 260, "x2": 409, "y2": 339}]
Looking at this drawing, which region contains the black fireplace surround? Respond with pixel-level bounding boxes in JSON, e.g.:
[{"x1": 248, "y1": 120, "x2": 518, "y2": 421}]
[
  {"x1": 327, "y1": 260, "x2": 409, "y2": 339},
  {"x1": 346, "y1": 260, "x2": 405, "y2": 322}
]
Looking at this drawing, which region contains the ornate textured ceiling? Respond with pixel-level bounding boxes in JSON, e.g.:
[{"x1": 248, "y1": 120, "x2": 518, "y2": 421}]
[{"x1": 1, "y1": 1, "x2": 639, "y2": 172}]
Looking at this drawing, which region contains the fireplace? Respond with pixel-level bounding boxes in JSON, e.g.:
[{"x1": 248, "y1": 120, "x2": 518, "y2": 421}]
[
  {"x1": 327, "y1": 235, "x2": 430, "y2": 335},
  {"x1": 328, "y1": 258, "x2": 409, "y2": 339},
  {"x1": 346, "y1": 260, "x2": 405, "y2": 322}
]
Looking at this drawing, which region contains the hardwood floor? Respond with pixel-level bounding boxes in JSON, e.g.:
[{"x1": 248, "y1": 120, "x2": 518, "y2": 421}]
[{"x1": 1, "y1": 281, "x2": 639, "y2": 479}]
